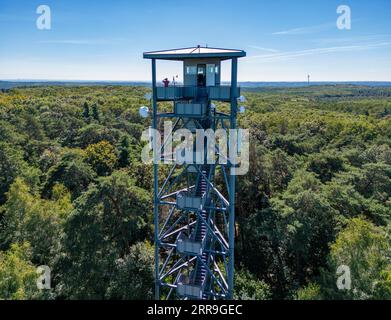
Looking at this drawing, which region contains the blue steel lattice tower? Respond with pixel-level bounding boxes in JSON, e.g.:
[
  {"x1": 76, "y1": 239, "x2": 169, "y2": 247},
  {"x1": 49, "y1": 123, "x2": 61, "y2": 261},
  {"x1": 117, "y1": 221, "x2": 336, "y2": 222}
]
[{"x1": 143, "y1": 46, "x2": 246, "y2": 300}]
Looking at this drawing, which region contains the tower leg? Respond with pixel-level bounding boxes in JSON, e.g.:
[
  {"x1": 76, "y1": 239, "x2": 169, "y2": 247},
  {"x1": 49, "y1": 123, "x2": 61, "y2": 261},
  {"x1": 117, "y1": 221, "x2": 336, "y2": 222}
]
[
  {"x1": 152, "y1": 58, "x2": 160, "y2": 300},
  {"x1": 228, "y1": 57, "x2": 238, "y2": 299}
]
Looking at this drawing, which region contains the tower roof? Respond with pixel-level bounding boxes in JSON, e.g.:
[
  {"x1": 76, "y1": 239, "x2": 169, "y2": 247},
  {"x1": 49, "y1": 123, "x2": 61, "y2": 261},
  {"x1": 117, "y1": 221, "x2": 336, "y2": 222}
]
[{"x1": 143, "y1": 46, "x2": 246, "y2": 60}]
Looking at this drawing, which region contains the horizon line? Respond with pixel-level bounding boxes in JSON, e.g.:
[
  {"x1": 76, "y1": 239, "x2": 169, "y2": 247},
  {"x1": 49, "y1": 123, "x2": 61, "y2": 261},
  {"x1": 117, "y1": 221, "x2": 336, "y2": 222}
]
[{"x1": 1, "y1": 79, "x2": 391, "y2": 83}]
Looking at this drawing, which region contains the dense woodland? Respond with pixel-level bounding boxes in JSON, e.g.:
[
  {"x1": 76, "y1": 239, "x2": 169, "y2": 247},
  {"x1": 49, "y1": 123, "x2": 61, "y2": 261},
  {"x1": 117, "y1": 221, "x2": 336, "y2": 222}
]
[{"x1": 0, "y1": 85, "x2": 390, "y2": 300}]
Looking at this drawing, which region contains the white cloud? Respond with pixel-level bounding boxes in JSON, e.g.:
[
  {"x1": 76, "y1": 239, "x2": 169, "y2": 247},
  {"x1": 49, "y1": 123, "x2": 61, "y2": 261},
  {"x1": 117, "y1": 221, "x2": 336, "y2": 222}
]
[
  {"x1": 37, "y1": 38, "x2": 128, "y2": 45},
  {"x1": 245, "y1": 42, "x2": 391, "y2": 63},
  {"x1": 313, "y1": 34, "x2": 391, "y2": 45},
  {"x1": 248, "y1": 45, "x2": 280, "y2": 53},
  {"x1": 272, "y1": 22, "x2": 335, "y2": 35}
]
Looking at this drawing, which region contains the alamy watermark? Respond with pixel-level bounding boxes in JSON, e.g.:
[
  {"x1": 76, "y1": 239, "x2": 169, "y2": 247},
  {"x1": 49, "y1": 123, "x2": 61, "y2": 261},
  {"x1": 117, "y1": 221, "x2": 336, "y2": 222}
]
[
  {"x1": 36, "y1": 5, "x2": 51, "y2": 30},
  {"x1": 36, "y1": 265, "x2": 51, "y2": 290},
  {"x1": 141, "y1": 122, "x2": 250, "y2": 176},
  {"x1": 337, "y1": 5, "x2": 351, "y2": 30},
  {"x1": 336, "y1": 265, "x2": 351, "y2": 291}
]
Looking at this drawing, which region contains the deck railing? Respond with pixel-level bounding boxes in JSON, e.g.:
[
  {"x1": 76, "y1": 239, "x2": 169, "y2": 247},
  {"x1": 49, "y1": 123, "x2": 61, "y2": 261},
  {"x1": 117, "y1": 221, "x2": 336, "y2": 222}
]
[
  {"x1": 156, "y1": 85, "x2": 240, "y2": 101},
  {"x1": 174, "y1": 102, "x2": 207, "y2": 116}
]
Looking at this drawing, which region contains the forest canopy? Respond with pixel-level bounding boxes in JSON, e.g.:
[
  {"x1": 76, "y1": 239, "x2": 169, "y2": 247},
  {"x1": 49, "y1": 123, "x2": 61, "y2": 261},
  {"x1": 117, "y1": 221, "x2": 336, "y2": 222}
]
[{"x1": 0, "y1": 85, "x2": 390, "y2": 300}]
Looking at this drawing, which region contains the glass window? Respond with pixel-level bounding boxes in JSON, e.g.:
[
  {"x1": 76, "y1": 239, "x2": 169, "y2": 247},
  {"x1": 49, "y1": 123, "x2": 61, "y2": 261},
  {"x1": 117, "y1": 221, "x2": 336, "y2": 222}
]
[
  {"x1": 186, "y1": 66, "x2": 196, "y2": 75},
  {"x1": 215, "y1": 66, "x2": 219, "y2": 74}
]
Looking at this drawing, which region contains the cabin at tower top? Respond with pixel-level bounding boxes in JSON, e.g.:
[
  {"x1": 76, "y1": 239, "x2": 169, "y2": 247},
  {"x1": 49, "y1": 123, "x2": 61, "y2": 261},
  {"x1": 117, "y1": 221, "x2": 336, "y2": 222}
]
[{"x1": 143, "y1": 46, "x2": 246, "y2": 88}]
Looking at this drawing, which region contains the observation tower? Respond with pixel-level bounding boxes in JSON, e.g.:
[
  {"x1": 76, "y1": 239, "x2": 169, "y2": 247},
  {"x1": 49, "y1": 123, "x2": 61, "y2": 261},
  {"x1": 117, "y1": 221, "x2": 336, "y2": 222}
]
[{"x1": 143, "y1": 45, "x2": 246, "y2": 300}]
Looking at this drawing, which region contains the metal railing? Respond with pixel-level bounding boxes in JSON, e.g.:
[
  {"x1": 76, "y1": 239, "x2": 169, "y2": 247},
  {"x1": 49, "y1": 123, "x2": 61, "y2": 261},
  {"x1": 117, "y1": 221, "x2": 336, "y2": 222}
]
[
  {"x1": 156, "y1": 85, "x2": 240, "y2": 101},
  {"x1": 174, "y1": 102, "x2": 207, "y2": 116}
]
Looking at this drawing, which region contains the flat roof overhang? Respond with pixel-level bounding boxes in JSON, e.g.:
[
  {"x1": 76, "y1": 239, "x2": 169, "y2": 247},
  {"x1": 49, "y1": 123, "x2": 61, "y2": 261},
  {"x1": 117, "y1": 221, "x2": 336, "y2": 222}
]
[{"x1": 143, "y1": 46, "x2": 246, "y2": 61}]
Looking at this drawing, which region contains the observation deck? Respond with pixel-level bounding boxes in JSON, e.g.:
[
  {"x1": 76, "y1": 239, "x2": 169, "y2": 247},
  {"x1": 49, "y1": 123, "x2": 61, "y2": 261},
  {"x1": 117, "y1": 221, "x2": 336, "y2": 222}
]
[{"x1": 156, "y1": 85, "x2": 240, "y2": 102}]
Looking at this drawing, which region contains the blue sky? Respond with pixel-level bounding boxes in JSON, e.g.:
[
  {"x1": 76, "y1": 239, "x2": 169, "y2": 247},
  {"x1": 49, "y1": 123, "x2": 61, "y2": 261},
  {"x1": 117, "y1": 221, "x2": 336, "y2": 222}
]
[{"x1": 0, "y1": 0, "x2": 390, "y2": 81}]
